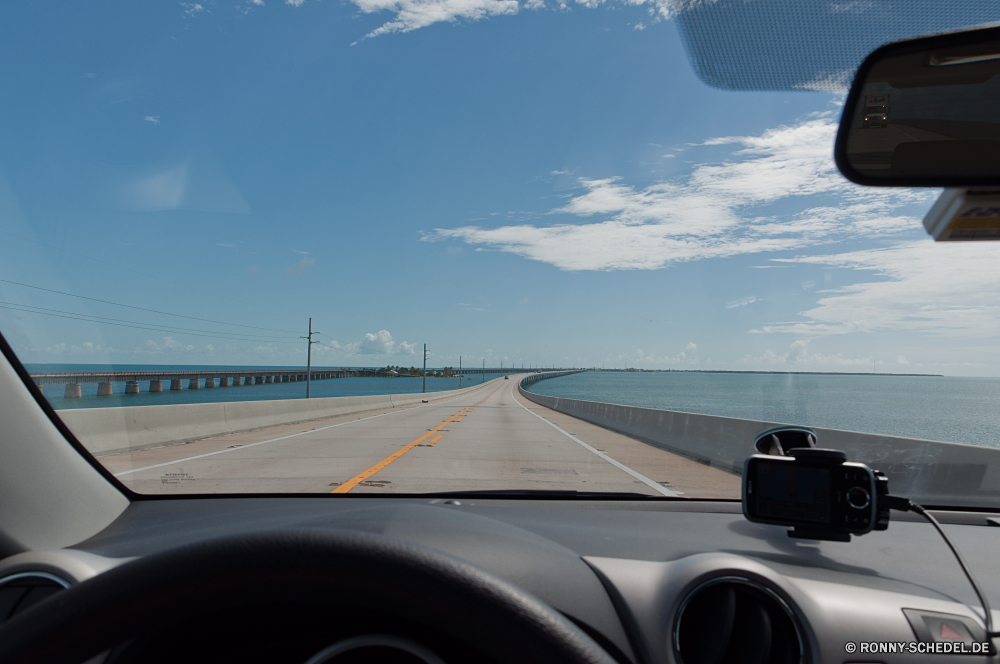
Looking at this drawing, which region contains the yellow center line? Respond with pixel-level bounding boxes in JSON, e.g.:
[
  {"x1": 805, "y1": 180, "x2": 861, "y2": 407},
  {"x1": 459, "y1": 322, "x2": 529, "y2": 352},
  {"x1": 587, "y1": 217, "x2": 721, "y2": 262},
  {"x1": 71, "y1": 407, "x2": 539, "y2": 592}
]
[
  {"x1": 429, "y1": 433, "x2": 444, "y2": 445},
  {"x1": 331, "y1": 382, "x2": 503, "y2": 494}
]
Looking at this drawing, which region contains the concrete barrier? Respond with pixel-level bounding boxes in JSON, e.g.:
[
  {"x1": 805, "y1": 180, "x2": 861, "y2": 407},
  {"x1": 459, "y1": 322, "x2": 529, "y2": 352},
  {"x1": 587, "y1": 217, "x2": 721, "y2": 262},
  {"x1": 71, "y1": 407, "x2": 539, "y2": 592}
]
[
  {"x1": 519, "y1": 375, "x2": 1000, "y2": 506},
  {"x1": 61, "y1": 379, "x2": 501, "y2": 457}
]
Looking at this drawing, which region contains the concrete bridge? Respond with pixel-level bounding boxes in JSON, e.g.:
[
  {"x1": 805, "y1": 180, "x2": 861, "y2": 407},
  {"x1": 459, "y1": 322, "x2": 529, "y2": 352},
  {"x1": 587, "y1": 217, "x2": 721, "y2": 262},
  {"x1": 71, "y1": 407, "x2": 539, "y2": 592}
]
[
  {"x1": 29, "y1": 367, "x2": 573, "y2": 398},
  {"x1": 32, "y1": 369, "x2": 350, "y2": 399}
]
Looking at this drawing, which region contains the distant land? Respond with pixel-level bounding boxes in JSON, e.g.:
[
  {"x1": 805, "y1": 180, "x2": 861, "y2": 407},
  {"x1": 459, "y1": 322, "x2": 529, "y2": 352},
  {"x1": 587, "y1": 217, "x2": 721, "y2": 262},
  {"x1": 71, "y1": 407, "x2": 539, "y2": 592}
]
[{"x1": 595, "y1": 369, "x2": 943, "y2": 377}]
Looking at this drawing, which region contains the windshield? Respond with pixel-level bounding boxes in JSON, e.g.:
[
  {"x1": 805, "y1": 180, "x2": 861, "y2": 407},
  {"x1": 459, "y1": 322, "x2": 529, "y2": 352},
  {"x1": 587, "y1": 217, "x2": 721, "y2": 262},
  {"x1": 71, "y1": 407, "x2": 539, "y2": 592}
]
[{"x1": 3, "y1": 0, "x2": 1000, "y2": 506}]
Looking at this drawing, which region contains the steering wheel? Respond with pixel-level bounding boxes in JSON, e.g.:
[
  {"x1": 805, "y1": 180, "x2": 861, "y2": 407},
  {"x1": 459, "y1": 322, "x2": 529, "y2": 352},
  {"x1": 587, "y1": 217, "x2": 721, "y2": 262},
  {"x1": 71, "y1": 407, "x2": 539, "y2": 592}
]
[{"x1": 0, "y1": 531, "x2": 618, "y2": 664}]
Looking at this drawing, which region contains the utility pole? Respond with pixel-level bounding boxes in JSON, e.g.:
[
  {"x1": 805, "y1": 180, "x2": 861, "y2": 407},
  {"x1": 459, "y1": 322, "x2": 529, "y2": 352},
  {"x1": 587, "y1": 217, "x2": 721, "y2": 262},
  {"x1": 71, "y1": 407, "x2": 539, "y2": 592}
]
[
  {"x1": 482, "y1": 359, "x2": 485, "y2": 383},
  {"x1": 300, "y1": 318, "x2": 320, "y2": 399},
  {"x1": 423, "y1": 344, "x2": 427, "y2": 393},
  {"x1": 459, "y1": 356, "x2": 462, "y2": 388}
]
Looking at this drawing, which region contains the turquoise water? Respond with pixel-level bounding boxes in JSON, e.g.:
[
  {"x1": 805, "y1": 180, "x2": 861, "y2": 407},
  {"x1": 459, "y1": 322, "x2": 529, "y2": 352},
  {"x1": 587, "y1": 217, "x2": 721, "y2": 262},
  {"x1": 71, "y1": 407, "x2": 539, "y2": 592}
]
[
  {"x1": 526, "y1": 371, "x2": 1000, "y2": 449},
  {"x1": 25, "y1": 364, "x2": 504, "y2": 410}
]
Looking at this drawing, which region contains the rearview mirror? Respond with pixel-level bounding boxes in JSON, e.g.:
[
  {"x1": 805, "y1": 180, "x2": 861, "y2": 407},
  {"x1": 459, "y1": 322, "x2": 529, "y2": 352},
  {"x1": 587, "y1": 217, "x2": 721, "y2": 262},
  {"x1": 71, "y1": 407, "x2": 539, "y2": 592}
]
[{"x1": 835, "y1": 26, "x2": 1000, "y2": 187}]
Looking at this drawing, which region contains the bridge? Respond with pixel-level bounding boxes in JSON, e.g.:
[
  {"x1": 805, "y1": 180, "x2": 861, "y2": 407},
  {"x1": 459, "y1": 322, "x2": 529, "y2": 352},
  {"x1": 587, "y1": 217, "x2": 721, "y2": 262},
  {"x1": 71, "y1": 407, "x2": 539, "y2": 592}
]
[
  {"x1": 94, "y1": 373, "x2": 741, "y2": 499},
  {"x1": 29, "y1": 367, "x2": 571, "y2": 398}
]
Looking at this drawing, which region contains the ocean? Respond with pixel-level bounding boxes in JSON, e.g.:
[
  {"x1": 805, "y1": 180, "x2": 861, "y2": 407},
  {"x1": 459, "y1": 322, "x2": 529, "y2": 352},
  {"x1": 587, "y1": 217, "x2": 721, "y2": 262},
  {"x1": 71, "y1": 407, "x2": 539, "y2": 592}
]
[
  {"x1": 525, "y1": 371, "x2": 1000, "y2": 449},
  {"x1": 27, "y1": 364, "x2": 1000, "y2": 449},
  {"x1": 26, "y1": 364, "x2": 504, "y2": 411}
]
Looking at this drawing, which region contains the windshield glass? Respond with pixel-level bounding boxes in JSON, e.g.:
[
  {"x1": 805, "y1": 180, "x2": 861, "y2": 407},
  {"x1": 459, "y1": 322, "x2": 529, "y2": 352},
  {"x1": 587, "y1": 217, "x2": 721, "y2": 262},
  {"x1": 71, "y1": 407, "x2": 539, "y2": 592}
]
[{"x1": 3, "y1": 0, "x2": 1000, "y2": 506}]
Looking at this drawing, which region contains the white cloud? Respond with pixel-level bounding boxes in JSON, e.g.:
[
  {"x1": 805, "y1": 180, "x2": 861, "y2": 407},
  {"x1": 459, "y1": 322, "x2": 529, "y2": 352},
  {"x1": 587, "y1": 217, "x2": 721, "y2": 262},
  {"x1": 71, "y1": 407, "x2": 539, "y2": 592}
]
[
  {"x1": 635, "y1": 342, "x2": 699, "y2": 364},
  {"x1": 286, "y1": 256, "x2": 315, "y2": 274},
  {"x1": 314, "y1": 330, "x2": 418, "y2": 356},
  {"x1": 736, "y1": 339, "x2": 873, "y2": 367},
  {"x1": 424, "y1": 115, "x2": 933, "y2": 271},
  {"x1": 726, "y1": 296, "x2": 757, "y2": 309},
  {"x1": 358, "y1": 329, "x2": 395, "y2": 354},
  {"x1": 347, "y1": 0, "x2": 684, "y2": 41},
  {"x1": 751, "y1": 241, "x2": 1000, "y2": 338},
  {"x1": 180, "y1": 3, "x2": 205, "y2": 17},
  {"x1": 144, "y1": 116, "x2": 160, "y2": 125},
  {"x1": 352, "y1": 0, "x2": 519, "y2": 39}
]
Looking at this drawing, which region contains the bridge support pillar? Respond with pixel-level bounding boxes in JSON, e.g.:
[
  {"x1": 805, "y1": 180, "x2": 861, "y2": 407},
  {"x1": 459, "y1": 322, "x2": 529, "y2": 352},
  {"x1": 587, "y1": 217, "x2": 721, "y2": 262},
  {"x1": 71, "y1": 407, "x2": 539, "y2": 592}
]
[
  {"x1": 255, "y1": 376, "x2": 264, "y2": 385},
  {"x1": 97, "y1": 382, "x2": 113, "y2": 397},
  {"x1": 233, "y1": 376, "x2": 243, "y2": 386},
  {"x1": 282, "y1": 375, "x2": 290, "y2": 382},
  {"x1": 219, "y1": 376, "x2": 230, "y2": 387},
  {"x1": 243, "y1": 376, "x2": 253, "y2": 385},
  {"x1": 170, "y1": 379, "x2": 183, "y2": 391},
  {"x1": 125, "y1": 381, "x2": 140, "y2": 395},
  {"x1": 64, "y1": 383, "x2": 82, "y2": 399},
  {"x1": 265, "y1": 375, "x2": 274, "y2": 383},
  {"x1": 35, "y1": 383, "x2": 44, "y2": 396},
  {"x1": 188, "y1": 378, "x2": 200, "y2": 389},
  {"x1": 149, "y1": 380, "x2": 162, "y2": 392},
  {"x1": 204, "y1": 377, "x2": 216, "y2": 388}
]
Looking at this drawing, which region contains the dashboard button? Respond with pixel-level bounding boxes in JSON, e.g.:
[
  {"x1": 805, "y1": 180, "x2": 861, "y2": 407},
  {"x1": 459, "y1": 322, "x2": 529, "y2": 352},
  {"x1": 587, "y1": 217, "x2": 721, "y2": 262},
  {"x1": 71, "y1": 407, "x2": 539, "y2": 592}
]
[{"x1": 902, "y1": 609, "x2": 985, "y2": 645}]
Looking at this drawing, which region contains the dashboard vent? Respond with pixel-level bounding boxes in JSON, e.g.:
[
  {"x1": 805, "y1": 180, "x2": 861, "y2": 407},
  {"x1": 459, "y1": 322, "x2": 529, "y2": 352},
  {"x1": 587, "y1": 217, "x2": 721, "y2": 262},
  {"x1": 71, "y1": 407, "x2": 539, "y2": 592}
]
[
  {"x1": 0, "y1": 572, "x2": 71, "y2": 625},
  {"x1": 674, "y1": 577, "x2": 802, "y2": 664}
]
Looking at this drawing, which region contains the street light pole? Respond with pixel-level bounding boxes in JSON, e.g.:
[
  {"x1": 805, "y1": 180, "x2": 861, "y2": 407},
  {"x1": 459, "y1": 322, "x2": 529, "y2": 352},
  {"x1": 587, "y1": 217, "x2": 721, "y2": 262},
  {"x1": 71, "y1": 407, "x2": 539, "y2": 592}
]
[
  {"x1": 300, "y1": 318, "x2": 321, "y2": 399},
  {"x1": 423, "y1": 344, "x2": 427, "y2": 394},
  {"x1": 459, "y1": 356, "x2": 462, "y2": 388}
]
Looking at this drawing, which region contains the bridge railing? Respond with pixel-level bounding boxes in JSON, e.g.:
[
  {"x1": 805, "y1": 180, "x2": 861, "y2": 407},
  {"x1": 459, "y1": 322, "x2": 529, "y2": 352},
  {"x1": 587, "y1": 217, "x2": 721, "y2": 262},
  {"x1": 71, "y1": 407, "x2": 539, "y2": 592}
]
[{"x1": 517, "y1": 374, "x2": 1000, "y2": 508}]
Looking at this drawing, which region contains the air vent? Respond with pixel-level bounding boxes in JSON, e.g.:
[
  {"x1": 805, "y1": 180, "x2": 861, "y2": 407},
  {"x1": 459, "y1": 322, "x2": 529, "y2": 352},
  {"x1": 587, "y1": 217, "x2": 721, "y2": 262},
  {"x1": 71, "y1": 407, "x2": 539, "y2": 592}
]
[
  {"x1": 0, "y1": 572, "x2": 71, "y2": 624},
  {"x1": 674, "y1": 576, "x2": 802, "y2": 664}
]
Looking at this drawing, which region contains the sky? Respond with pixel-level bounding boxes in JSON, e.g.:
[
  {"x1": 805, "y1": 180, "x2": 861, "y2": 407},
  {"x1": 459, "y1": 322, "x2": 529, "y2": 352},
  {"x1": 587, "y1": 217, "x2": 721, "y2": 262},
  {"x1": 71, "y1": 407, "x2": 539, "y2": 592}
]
[{"x1": 1, "y1": 0, "x2": 1000, "y2": 375}]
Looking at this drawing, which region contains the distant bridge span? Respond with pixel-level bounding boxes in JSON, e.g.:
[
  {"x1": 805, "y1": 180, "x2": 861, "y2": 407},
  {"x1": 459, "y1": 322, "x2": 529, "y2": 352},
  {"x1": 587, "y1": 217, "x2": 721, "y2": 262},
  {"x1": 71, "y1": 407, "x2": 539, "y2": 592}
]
[{"x1": 29, "y1": 367, "x2": 572, "y2": 398}]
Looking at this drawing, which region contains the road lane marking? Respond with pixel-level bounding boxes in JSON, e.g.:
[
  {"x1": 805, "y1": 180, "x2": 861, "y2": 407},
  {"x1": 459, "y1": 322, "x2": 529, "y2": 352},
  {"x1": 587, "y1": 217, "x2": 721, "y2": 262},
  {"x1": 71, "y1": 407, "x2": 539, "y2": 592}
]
[
  {"x1": 429, "y1": 434, "x2": 444, "y2": 445},
  {"x1": 510, "y1": 383, "x2": 680, "y2": 498},
  {"x1": 113, "y1": 380, "x2": 500, "y2": 477},
  {"x1": 332, "y1": 411, "x2": 462, "y2": 493},
  {"x1": 332, "y1": 383, "x2": 505, "y2": 493}
]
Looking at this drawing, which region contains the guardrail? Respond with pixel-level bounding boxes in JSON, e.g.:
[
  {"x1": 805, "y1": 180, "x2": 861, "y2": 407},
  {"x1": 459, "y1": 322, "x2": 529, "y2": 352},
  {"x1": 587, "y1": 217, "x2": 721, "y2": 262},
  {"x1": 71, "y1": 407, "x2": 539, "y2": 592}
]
[
  {"x1": 62, "y1": 378, "x2": 502, "y2": 457},
  {"x1": 518, "y1": 375, "x2": 1000, "y2": 507}
]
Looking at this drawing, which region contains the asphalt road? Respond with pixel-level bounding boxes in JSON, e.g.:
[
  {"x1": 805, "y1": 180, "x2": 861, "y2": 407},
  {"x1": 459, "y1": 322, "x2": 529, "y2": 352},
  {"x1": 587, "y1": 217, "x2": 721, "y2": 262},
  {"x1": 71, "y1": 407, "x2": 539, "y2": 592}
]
[{"x1": 100, "y1": 375, "x2": 739, "y2": 499}]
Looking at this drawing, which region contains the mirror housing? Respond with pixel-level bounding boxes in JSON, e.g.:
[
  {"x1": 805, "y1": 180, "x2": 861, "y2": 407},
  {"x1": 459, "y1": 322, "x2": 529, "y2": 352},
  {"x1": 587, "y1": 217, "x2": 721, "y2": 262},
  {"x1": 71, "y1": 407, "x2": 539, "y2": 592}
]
[{"x1": 835, "y1": 26, "x2": 1000, "y2": 187}]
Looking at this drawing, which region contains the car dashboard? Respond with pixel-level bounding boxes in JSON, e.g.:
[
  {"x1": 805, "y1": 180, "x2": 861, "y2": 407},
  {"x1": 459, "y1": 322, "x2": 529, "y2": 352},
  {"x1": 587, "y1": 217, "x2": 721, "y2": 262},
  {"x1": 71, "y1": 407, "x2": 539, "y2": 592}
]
[{"x1": 1, "y1": 497, "x2": 998, "y2": 664}]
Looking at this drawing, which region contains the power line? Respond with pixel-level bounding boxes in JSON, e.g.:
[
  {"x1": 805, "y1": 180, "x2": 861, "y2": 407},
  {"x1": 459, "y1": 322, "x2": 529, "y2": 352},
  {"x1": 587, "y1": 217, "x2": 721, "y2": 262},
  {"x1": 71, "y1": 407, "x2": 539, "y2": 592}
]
[
  {"x1": 0, "y1": 278, "x2": 302, "y2": 333},
  {"x1": 0, "y1": 301, "x2": 300, "y2": 340},
  {"x1": 0, "y1": 228, "x2": 280, "y2": 313},
  {"x1": 0, "y1": 304, "x2": 301, "y2": 344}
]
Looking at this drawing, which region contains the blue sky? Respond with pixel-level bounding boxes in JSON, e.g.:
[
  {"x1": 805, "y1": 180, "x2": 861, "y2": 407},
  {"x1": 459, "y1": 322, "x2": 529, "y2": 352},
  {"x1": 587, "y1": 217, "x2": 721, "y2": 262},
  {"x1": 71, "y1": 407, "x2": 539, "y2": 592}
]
[{"x1": 1, "y1": 0, "x2": 999, "y2": 375}]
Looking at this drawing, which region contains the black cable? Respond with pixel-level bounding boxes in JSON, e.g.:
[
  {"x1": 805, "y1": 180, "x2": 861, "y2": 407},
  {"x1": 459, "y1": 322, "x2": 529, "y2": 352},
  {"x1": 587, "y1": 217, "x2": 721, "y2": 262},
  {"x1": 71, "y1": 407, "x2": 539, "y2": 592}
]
[
  {"x1": 0, "y1": 305, "x2": 301, "y2": 344},
  {"x1": 0, "y1": 279, "x2": 301, "y2": 333},
  {"x1": 0, "y1": 228, "x2": 278, "y2": 313},
  {"x1": 0, "y1": 301, "x2": 300, "y2": 341},
  {"x1": 889, "y1": 496, "x2": 998, "y2": 643}
]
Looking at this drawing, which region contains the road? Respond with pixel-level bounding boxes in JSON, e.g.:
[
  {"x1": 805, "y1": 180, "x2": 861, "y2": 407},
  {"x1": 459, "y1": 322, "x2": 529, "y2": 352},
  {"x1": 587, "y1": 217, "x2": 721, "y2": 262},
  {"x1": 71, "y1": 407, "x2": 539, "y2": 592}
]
[{"x1": 100, "y1": 375, "x2": 739, "y2": 499}]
